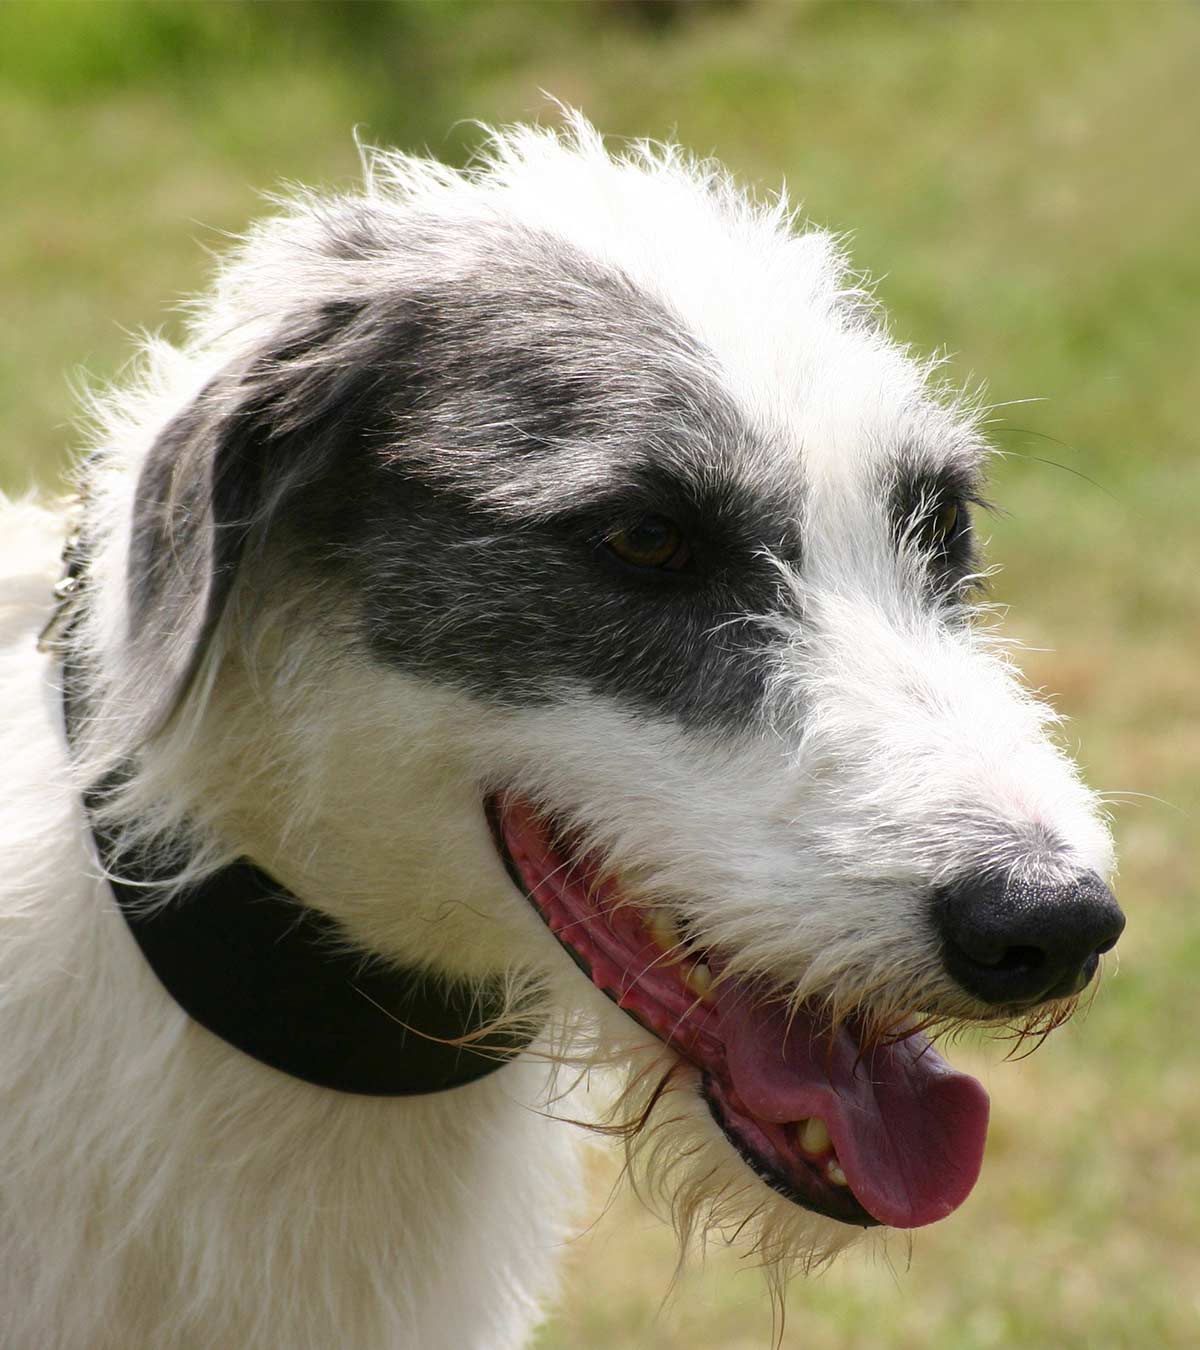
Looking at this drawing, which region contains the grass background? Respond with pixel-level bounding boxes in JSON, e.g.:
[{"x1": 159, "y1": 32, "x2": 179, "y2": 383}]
[{"x1": 2, "y1": 3, "x2": 1196, "y2": 1346}]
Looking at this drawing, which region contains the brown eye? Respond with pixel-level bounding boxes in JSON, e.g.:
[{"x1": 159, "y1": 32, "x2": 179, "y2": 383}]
[
  {"x1": 605, "y1": 514, "x2": 690, "y2": 570},
  {"x1": 929, "y1": 498, "x2": 961, "y2": 547}
]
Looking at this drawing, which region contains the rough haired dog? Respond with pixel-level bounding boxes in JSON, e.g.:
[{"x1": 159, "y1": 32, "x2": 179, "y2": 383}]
[{"x1": 0, "y1": 115, "x2": 1123, "y2": 1348}]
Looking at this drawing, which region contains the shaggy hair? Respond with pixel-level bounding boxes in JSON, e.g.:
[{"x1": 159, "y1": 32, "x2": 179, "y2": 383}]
[{"x1": 0, "y1": 114, "x2": 1117, "y2": 1348}]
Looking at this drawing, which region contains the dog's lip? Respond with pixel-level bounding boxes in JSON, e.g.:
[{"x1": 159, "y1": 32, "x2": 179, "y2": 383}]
[
  {"x1": 700, "y1": 1073, "x2": 874, "y2": 1225},
  {"x1": 488, "y1": 793, "x2": 990, "y2": 1231}
]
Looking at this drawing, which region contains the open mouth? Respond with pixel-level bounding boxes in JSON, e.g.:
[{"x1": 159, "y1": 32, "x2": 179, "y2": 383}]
[{"x1": 490, "y1": 794, "x2": 990, "y2": 1230}]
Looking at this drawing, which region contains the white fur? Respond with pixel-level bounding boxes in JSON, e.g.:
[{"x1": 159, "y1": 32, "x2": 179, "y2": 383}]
[{"x1": 0, "y1": 118, "x2": 1112, "y2": 1348}]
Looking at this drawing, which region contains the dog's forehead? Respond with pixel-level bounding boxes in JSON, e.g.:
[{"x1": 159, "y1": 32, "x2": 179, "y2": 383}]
[
  {"x1": 412, "y1": 141, "x2": 984, "y2": 489},
  {"x1": 366, "y1": 229, "x2": 789, "y2": 523},
  {"x1": 378, "y1": 215, "x2": 981, "y2": 529}
]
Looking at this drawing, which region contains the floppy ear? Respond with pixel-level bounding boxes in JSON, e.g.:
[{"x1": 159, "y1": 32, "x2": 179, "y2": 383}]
[
  {"x1": 123, "y1": 382, "x2": 265, "y2": 742},
  {"x1": 121, "y1": 301, "x2": 369, "y2": 744}
]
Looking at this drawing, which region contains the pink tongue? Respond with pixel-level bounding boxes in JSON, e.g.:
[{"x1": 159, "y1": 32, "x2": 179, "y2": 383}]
[{"x1": 715, "y1": 986, "x2": 989, "y2": 1229}]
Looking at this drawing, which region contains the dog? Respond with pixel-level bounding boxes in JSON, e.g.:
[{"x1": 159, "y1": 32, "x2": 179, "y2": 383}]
[{"x1": 0, "y1": 114, "x2": 1123, "y2": 1348}]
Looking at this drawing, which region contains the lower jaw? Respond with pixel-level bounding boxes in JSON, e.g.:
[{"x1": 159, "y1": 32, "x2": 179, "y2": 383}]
[
  {"x1": 700, "y1": 1074, "x2": 878, "y2": 1227},
  {"x1": 487, "y1": 794, "x2": 878, "y2": 1228}
]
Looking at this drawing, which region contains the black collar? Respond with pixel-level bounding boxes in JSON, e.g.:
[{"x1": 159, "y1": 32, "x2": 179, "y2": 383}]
[
  {"x1": 93, "y1": 840, "x2": 528, "y2": 1096},
  {"x1": 57, "y1": 633, "x2": 531, "y2": 1097}
]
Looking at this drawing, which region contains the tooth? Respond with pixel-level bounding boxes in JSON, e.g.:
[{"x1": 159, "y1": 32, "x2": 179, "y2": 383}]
[
  {"x1": 797, "y1": 1117, "x2": 831, "y2": 1155},
  {"x1": 826, "y1": 1161, "x2": 849, "y2": 1187},
  {"x1": 647, "y1": 909, "x2": 684, "y2": 957},
  {"x1": 685, "y1": 961, "x2": 714, "y2": 1001}
]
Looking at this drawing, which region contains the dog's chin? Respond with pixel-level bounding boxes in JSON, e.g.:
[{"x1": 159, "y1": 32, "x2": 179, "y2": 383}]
[{"x1": 488, "y1": 793, "x2": 991, "y2": 1233}]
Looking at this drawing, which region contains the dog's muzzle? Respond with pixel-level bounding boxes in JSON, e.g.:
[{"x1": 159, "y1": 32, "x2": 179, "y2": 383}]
[{"x1": 491, "y1": 794, "x2": 993, "y2": 1231}]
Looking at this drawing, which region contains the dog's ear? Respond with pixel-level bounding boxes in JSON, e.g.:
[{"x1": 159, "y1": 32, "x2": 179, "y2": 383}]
[
  {"x1": 122, "y1": 302, "x2": 368, "y2": 743},
  {"x1": 123, "y1": 381, "x2": 265, "y2": 743}
]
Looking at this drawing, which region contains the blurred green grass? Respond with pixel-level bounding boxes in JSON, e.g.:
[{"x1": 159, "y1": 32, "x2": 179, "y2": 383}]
[{"x1": 2, "y1": 3, "x2": 1196, "y2": 1346}]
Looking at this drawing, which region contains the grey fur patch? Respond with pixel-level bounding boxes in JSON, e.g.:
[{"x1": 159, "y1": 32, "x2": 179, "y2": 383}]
[
  {"x1": 125, "y1": 223, "x2": 811, "y2": 737},
  {"x1": 885, "y1": 451, "x2": 989, "y2": 602},
  {"x1": 300, "y1": 235, "x2": 806, "y2": 729},
  {"x1": 125, "y1": 302, "x2": 372, "y2": 740}
]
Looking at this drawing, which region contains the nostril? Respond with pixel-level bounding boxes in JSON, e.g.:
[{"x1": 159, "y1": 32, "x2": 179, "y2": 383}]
[{"x1": 973, "y1": 943, "x2": 1045, "y2": 976}]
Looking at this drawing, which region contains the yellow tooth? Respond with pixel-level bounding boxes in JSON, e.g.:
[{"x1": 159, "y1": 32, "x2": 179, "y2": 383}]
[
  {"x1": 685, "y1": 961, "x2": 714, "y2": 1001},
  {"x1": 826, "y1": 1161, "x2": 849, "y2": 1187},
  {"x1": 797, "y1": 1117, "x2": 831, "y2": 1156},
  {"x1": 647, "y1": 909, "x2": 684, "y2": 958}
]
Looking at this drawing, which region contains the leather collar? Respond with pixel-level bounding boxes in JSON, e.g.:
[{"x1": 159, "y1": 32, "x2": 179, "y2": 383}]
[{"x1": 53, "y1": 565, "x2": 531, "y2": 1096}]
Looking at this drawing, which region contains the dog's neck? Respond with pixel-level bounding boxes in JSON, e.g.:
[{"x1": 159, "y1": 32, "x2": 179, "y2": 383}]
[
  {"x1": 96, "y1": 839, "x2": 528, "y2": 1096},
  {"x1": 58, "y1": 641, "x2": 533, "y2": 1098}
]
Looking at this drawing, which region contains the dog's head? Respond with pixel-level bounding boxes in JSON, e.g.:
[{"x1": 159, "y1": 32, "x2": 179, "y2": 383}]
[{"x1": 80, "y1": 116, "x2": 1120, "y2": 1261}]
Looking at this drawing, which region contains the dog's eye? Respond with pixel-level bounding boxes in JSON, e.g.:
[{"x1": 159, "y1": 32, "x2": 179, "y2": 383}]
[
  {"x1": 605, "y1": 515, "x2": 691, "y2": 571},
  {"x1": 924, "y1": 497, "x2": 963, "y2": 551},
  {"x1": 933, "y1": 499, "x2": 959, "y2": 541}
]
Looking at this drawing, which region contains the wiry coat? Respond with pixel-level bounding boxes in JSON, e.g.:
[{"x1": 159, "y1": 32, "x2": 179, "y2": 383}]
[{"x1": 0, "y1": 118, "x2": 1114, "y2": 1348}]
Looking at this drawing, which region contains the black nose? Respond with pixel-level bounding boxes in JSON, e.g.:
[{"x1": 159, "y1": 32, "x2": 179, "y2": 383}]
[{"x1": 933, "y1": 869, "x2": 1125, "y2": 1007}]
